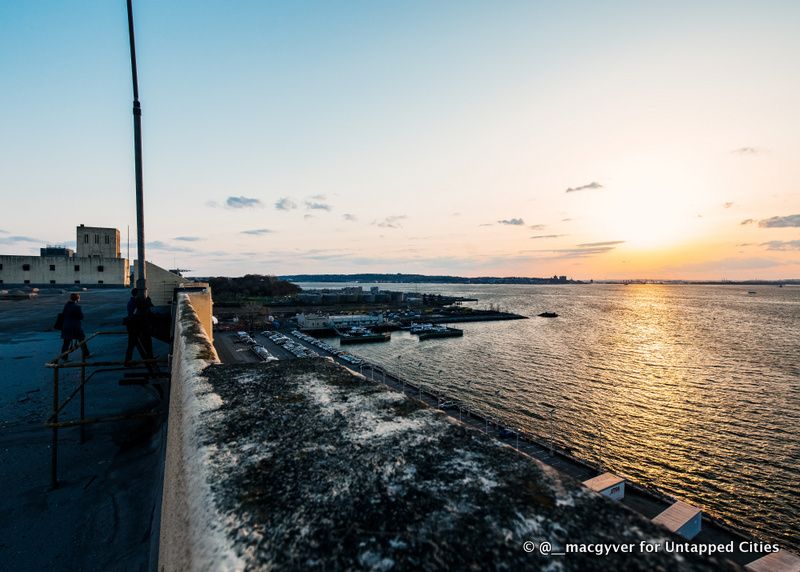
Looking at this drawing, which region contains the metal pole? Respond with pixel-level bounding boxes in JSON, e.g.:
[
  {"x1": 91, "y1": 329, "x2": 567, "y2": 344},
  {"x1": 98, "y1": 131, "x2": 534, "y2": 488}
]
[
  {"x1": 127, "y1": 0, "x2": 146, "y2": 299},
  {"x1": 51, "y1": 367, "x2": 59, "y2": 489},
  {"x1": 80, "y1": 364, "x2": 86, "y2": 443}
]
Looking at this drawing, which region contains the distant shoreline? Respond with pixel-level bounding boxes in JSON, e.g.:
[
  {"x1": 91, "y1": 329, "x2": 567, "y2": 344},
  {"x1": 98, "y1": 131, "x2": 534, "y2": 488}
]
[{"x1": 279, "y1": 273, "x2": 798, "y2": 286}]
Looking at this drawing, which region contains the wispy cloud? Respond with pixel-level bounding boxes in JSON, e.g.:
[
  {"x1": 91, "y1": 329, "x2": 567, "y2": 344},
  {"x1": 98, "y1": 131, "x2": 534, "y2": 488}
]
[
  {"x1": 478, "y1": 223, "x2": 494, "y2": 227},
  {"x1": 305, "y1": 201, "x2": 332, "y2": 211},
  {"x1": 342, "y1": 213, "x2": 358, "y2": 222},
  {"x1": 275, "y1": 197, "x2": 297, "y2": 211},
  {"x1": 309, "y1": 194, "x2": 327, "y2": 200},
  {"x1": 174, "y1": 236, "x2": 202, "y2": 242},
  {"x1": 562, "y1": 218, "x2": 573, "y2": 222},
  {"x1": 530, "y1": 234, "x2": 565, "y2": 240},
  {"x1": 0, "y1": 235, "x2": 39, "y2": 245},
  {"x1": 762, "y1": 240, "x2": 800, "y2": 251},
  {"x1": 375, "y1": 215, "x2": 407, "y2": 229},
  {"x1": 147, "y1": 240, "x2": 195, "y2": 253},
  {"x1": 226, "y1": 196, "x2": 262, "y2": 209},
  {"x1": 546, "y1": 246, "x2": 617, "y2": 258},
  {"x1": 724, "y1": 202, "x2": 734, "y2": 209},
  {"x1": 0, "y1": 229, "x2": 7, "y2": 234},
  {"x1": 732, "y1": 147, "x2": 762, "y2": 155},
  {"x1": 304, "y1": 214, "x2": 314, "y2": 220},
  {"x1": 577, "y1": 240, "x2": 625, "y2": 247},
  {"x1": 758, "y1": 214, "x2": 800, "y2": 228},
  {"x1": 241, "y1": 228, "x2": 272, "y2": 236},
  {"x1": 497, "y1": 218, "x2": 525, "y2": 226},
  {"x1": 566, "y1": 181, "x2": 602, "y2": 193},
  {"x1": 529, "y1": 224, "x2": 546, "y2": 230},
  {"x1": 740, "y1": 219, "x2": 754, "y2": 226}
]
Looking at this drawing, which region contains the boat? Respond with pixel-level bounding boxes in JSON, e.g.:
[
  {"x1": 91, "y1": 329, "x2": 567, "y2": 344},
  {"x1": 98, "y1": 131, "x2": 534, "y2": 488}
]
[
  {"x1": 747, "y1": 291, "x2": 757, "y2": 295},
  {"x1": 538, "y1": 312, "x2": 559, "y2": 318},
  {"x1": 411, "y1": 323, "x2": 464, "y2": 339},
  {"x1": 338, "y1": 326, "x2": 390, "y2": 344}
]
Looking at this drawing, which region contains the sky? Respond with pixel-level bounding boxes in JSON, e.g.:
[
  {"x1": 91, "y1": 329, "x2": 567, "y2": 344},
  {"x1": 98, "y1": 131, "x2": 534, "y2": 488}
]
[{"x1": 1, "y1": 0, "x2": 799, "y2": 280}]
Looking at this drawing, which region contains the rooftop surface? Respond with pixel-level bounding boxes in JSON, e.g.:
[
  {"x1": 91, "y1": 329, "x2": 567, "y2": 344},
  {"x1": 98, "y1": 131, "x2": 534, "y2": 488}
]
[
  {"x1": 0, "y1": 289, "x2": 167, "y2": 570},
  {"x1": 193, "y1": 358, "x2": 737, "y2": 571}
]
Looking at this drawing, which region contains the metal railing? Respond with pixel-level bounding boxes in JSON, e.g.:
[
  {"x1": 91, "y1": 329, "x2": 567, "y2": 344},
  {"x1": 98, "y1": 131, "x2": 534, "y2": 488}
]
[{"x1": 45, "y1": 330, "x2": 167, "y2": 488}]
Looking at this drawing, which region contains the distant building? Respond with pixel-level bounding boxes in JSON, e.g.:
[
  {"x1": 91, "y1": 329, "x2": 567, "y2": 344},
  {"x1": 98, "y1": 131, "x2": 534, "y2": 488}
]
[
  {"x1": 296, "y1": 313, "x2": 385, "y2": 330},
  {"x1": 0, "y1": 224, "x2": 128, "y2": 287}
]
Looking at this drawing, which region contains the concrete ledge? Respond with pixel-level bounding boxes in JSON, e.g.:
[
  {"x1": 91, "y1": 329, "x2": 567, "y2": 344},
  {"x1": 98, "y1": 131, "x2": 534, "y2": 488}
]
[{"x1": 159, "y1": 293, "x2": 243, "y2": 571}]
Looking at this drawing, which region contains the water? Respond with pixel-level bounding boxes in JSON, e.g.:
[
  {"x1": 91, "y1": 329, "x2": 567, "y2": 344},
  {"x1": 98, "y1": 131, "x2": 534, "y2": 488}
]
[{"x1": 297, "y1": 282, "x2": 800, "y2": 550}]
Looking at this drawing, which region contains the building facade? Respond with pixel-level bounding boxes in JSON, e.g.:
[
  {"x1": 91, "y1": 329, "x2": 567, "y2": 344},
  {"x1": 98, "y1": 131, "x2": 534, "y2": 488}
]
[{"x1": 0, "y1": 225, "x2": 129, "y2": 287}]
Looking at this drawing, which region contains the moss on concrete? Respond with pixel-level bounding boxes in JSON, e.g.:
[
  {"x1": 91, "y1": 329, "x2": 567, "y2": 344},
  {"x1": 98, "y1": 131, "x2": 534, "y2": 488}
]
[{"x1": 194, "y1": 360, "x2": 738, "y2": 571}]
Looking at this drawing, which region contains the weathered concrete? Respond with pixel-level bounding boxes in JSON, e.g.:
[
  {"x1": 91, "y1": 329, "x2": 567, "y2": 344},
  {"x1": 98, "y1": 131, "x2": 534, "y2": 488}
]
[
  {"x1": 159, "y1": 293, "x2": 241, "y2": 571},
  {"x1": 163, "y1": 345, "x2": 740, "y2": 570}
]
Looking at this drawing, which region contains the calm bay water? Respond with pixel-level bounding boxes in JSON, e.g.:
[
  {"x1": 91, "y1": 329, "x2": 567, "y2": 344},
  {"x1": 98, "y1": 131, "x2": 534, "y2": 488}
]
[{"x1": 297, "y1": 282, "x2": 800, "y2": 550}]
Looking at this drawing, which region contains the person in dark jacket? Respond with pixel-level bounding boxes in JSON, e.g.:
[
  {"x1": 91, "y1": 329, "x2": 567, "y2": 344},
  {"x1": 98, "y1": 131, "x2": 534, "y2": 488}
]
[
  {"x1": 60, "y1": 293, "x2": 90, "y2": 360},
  {"x1": 124, "y1": 288, "x2": 154, "y2": 365}
]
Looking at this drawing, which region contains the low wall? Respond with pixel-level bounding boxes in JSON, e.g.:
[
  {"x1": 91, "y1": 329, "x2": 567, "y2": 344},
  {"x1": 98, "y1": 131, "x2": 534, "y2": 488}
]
[{"x1": 159, "y1": 292, "x2": 242, "y2": 571}]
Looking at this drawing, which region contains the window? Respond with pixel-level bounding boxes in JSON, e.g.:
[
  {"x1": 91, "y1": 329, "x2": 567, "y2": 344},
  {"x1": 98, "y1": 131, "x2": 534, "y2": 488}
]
[
  {"x1": 74, "y1": 280, "x2": 80, "y2": 284},
  {"x1": 84, "y1": 235, "x2": 89, "y2": 243},
  {"x1": 97, "y1": 265, "x2": 104, "y2": 272},
  {"x1": 22, "y1": 264, "x2": 30, "y2": 271},
  {"x1": 74, "y1": 265, "x2": 80, "y2": 271},
  {"x1": 98, "y1": 280, "x2": 104, "y2": 284},
  {"x1": 49, "y1": 264, "x2": 56, "y2": 271},
  {"x1": 50, "y1": 280, "x2": 56, "y2": 284},
  {"x1": 0, "y1": 280, "x2": 3, "y2": 284},
  {"x1": 94, "y1": 234, "x2": 99, "y2": 244},
  {"x1": 24, "y1": 280, "x2": 30, "y2": 284},
  {"x1": 105, "y1": 235, "x2": 110, "y2": 244},
  {"x1": 0, "y1": 263, "x2": 3, "y2": 270}
]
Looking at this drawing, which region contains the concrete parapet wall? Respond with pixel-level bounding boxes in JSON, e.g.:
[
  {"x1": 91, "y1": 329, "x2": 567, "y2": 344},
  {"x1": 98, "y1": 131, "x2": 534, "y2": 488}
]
[{"x1": 159, "y1": 293, "x2": 241, "y2": 571}]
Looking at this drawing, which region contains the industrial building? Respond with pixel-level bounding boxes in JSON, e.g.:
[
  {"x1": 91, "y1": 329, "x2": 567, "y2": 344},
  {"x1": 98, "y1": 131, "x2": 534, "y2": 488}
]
[{"x1": 0, "y1": 224, "x2": 129, "y2": 287}]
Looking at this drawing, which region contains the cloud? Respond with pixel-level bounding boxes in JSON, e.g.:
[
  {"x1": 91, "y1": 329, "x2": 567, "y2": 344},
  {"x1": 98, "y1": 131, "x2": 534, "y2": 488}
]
[
  {"x1": 548, "y1": 246, "x2": 617, "y2": 258},
  {"x1": 0, "y1": 235, "x2": 39, "y2": 245},
  {"x1": 174, "y1": 236, "x2": 202, "y2": 242},
  {"x1": 566, "y1": 181, "x2": 602, "y2": 193},
  {"x1": 205, "y1": 200, "x2": 220, "y2": 208},
  {"x1": 530, "y1": 235, "x2": 565, "y2": 240},
  {"x1": 241, "y1": 228, "x2": 272, "y2": 235},
  {"x1": 577, "y1": 240, "x2": 625, "y2": 247},
  {"x1": 226, "y1": 196, "x2": 262, "y2": 209},
  {"x1": 451, "y1": 212, "x2": 461, "y2": 217},
  {"x1": 309, "y1": 194, "x2": 327, "y2": 200},
  {"x1": 0, "y1": 229, "x2": 7, "y2": 234},
  {"x1": 497, "y1": 218, "x2": 525, "y2": 226},
  {"x1": 761, "y1": 240, "x2": 800, "y2": 251},
  {"x1": 529, "y1": 224, "x2": 546, "y2": 230},
  {"x1": 375, "y1": 215, "x2": 407, "y2": 229},
  {"x1": 758, "y1": 214, "x2": 800, "y2": 228},
  {"x1": 562, "y1": 218, "x2": 573, "y2": 222},
  {"x1": 724, "y1": 202, "x2": 734, "y2": 209},
  {"x1": 304, "y1": 214, "x2": 314, "y2": 220},
  {"x1": 478, "y1": 223, "x2": 494, "y2": 227},
  {"x1": 732, "y1": 147, "x2": 761, "y2": 155},
  {"x1": 146, "y1": 240, "x2": 194, "y2": 253},
  {"x1": 275, "y1": 197, "x2": 297, "y2": 211},
  {"x1": 305, "y1": 201, "x2": 332, "y2": 211},
  {"x1": 342, "y1": 213, "x2": 358, "y2": 222},
  {"x1": 740, "y1": 219, "x2": 754, "y2": 226}
]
